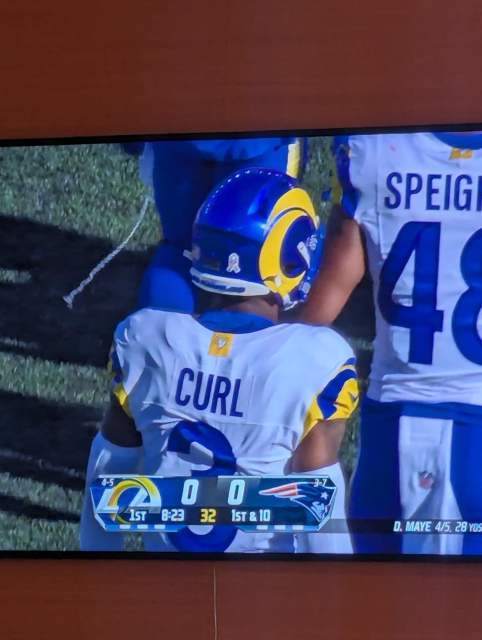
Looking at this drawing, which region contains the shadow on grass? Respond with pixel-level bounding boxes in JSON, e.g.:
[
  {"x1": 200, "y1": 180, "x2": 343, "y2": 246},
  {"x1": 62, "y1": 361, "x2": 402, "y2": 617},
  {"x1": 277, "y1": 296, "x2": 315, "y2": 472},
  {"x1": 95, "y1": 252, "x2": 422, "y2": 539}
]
[
  {"x1": 0, "y1": 389, "x2": 102, "y2": 490},
  {"x1": 0, "y1": 493, "x2": 79, "y2": 523},
  {"x1": 0, "y1": 213, "x2": 154, "y2": 368}
]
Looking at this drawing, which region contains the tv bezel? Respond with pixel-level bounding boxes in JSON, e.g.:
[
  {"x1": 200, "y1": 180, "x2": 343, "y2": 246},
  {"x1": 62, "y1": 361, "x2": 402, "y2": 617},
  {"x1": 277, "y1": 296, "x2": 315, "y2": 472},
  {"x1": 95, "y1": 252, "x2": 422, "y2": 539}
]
[{"x1": 2, "y1": 121, "x2": 482, "y2": 562}]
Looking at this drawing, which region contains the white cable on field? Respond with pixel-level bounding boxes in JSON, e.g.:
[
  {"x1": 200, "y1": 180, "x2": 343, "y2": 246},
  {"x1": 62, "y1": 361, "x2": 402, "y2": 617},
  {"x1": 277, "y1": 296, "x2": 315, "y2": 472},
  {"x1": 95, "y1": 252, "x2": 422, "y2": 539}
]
[{"x1": 63, "y1": 195, "x2": 152, "y2": 309}]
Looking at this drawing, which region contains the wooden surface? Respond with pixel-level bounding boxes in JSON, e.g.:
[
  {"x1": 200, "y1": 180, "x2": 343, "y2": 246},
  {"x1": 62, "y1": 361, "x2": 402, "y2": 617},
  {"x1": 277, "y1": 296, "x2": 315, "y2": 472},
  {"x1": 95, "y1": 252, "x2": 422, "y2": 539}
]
[
  {"x1": 1, "y1": 559, "x2": 481, "y2": 639},
  {"x1": 0, "y1": 0, "x2": 482, "y2": 140},
  {"x1": 2, "y1": 0, "x2": 482, "y2": 638}
]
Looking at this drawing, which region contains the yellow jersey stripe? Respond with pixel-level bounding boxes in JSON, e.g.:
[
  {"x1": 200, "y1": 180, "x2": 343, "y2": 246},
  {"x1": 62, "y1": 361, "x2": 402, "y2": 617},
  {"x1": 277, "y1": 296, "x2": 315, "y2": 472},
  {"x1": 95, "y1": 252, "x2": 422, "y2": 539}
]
[{"x1": 303, "y1": 363, "x2": 359, "y2": 438}]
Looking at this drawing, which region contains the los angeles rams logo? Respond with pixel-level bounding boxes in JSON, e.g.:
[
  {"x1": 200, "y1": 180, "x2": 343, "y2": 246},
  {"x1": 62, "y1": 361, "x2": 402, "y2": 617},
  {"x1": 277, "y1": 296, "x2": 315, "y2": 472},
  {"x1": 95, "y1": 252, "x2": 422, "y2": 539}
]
[
  {"x1": 216, "y1": 337, "x2": 228, "y2": 349},
  {"x1": 95, "y1": 477, "x2": 162, "y2": 524}
]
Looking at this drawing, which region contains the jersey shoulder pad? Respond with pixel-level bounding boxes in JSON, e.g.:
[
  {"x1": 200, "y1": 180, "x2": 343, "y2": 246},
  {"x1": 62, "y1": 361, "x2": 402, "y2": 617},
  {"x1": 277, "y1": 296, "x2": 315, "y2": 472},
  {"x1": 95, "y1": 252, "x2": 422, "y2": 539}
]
[
  {"x1": 115, "y1": 308, "x2": 178, "y2": 345},
  {"x1": 301, "y1": 328, "x2": 359, "y2": 437},
  {"x1": 281, "y1": 323, "x2": 355, "y2": 369}
]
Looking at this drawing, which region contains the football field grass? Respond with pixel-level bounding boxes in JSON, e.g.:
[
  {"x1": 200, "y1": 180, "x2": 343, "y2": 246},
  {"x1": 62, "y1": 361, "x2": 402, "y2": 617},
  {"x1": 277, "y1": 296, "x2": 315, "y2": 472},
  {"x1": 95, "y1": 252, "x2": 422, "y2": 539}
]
[{"x1": 0, "y1": 139, "x2": 373, "y2": 550}]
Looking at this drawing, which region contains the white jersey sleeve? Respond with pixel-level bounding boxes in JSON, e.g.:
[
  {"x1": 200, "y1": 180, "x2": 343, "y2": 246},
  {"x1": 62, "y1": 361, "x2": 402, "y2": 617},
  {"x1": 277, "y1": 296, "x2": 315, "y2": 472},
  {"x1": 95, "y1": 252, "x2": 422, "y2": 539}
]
[
  {"x1": 302, "y1": 343, "x2": 358, "y2": 440},
  {"x1": 108, "y1": 310, "x2": 168, "y2": 419}
]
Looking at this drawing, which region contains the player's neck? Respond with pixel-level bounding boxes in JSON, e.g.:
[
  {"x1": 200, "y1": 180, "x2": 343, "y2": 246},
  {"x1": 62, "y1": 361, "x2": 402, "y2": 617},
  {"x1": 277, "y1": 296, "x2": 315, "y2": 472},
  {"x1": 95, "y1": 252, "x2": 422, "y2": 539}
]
[
  {"x1": 200, "y1": 294, "x2": 280, "y2": 323},
  {"x1": 221, "y1": 299, "x2": 279, "y2": 323}
]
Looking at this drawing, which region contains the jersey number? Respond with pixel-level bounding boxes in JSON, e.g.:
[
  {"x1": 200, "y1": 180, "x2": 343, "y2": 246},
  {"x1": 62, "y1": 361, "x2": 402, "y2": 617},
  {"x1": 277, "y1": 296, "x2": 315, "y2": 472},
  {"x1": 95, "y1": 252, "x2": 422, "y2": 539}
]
[
  {"x1": 378, "y1": 221, "x2": 482, "y2": 365},
  {"x1": 167, "y1": 421, "x2": 237, "y2": 553}
]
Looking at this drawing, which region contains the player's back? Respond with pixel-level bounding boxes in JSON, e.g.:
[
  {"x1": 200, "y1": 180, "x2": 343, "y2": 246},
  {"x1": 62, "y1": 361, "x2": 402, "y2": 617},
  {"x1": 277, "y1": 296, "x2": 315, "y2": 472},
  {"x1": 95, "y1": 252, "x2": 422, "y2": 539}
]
[
  {"x1": 338, "y1": 132, "x2": 482, "y2": 404},
  {"x1": 115, "y1": 308, "x2": 352, "y2": 476}
]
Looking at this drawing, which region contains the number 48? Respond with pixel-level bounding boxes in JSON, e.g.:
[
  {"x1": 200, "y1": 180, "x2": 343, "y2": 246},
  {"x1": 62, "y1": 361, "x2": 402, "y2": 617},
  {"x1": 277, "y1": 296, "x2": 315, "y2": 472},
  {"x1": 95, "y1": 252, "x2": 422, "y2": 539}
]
[{"x1": 378, "y1": 221, "x2": 482, "y2": 365}]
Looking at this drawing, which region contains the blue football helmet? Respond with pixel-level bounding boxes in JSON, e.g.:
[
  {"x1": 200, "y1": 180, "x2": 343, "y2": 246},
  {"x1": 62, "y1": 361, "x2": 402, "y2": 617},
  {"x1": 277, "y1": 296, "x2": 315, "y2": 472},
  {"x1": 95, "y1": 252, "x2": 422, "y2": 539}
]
[{"x1": 188, "y1": 168, "x2": 324, "y2": 308}]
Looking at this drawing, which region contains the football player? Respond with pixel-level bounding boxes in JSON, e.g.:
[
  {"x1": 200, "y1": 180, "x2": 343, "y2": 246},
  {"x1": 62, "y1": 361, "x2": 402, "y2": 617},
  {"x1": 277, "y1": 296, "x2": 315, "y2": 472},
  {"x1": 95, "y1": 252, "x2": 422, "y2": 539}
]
[
  {"x1": 121, "y1": 138, "x2": 306, "y2": 312},
  {"x1": 80, "y1": 167, "x2": 358, "y2": 553},
  {"x1": 301, "y1": 131, "x2": 482, "y2": 555}
]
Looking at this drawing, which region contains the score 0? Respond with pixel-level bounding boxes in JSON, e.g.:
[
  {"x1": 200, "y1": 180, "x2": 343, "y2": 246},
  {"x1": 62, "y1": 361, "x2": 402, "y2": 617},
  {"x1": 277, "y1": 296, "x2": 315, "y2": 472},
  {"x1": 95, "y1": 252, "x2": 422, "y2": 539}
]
[{"x1": 180, "y1": 478, "x2": 246, "y2": 505}]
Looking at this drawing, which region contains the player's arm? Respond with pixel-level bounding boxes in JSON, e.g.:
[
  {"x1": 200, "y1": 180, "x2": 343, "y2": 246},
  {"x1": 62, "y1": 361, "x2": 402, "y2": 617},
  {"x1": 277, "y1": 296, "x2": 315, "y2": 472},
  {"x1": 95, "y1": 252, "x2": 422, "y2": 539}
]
[
  {"x1": 300, "y1": 205, "x2": 366, "y2": 326},
  {"x1": 290, "y1": 356, "x2": 358, "y2": 553},
  {"x1": 290, "y1": 417, "x2": 346, "y2": 473},
  {"x1": 101, "y1": 398, "x2": 142, "y2": 447},
  {"x1": 80, "y1": 344, "x2": 144, "y2": 551},
  {"x1": 289, "y1": 356, "x2": 358, "y2": 473},
  {"x1": 300, "y1": 136, "x2": 368, "y2": 326}
]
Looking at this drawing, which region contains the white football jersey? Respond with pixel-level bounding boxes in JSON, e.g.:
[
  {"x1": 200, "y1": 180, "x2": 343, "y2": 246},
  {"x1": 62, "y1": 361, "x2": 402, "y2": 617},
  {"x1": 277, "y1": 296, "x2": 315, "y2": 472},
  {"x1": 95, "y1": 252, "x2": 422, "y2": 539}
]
[
  {"x1": 333, "y1": 133, "x2": 482, "y2": 404},
  {"x1": 109, "y1": 308, "x2": 357, "y2": 553}
]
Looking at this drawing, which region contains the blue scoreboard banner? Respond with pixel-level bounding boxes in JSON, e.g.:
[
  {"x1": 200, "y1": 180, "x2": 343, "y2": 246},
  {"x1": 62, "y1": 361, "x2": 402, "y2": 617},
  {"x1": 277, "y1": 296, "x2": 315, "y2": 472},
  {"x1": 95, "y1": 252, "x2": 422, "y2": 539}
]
[{"x1": 90, "y1": 475, "x2": 338, "y2": 533}]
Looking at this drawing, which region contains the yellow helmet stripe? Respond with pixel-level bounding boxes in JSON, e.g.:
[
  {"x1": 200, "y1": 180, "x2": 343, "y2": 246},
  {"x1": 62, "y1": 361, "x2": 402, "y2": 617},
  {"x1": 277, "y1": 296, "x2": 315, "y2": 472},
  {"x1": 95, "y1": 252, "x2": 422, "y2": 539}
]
[
  {"x1": 259, "y1": 208, "x2": 307, "y2": 297},
  {"x1": 266, "y1": 188, "x2": 318, "y2": 226}
]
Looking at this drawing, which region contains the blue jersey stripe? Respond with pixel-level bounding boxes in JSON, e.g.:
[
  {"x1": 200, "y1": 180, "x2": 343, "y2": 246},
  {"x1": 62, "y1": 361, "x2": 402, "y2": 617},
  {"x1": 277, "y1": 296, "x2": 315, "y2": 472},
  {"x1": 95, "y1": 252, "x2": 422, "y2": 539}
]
[
  {"x1": 364, "y1": 396, "x2": 482, "y2": 424},
  {"x1": 433, "y1": 132, "x2": 482, "y2": 150},
  {"x1": 331, "y1": 135, "x2": 359, "y2": 217},
  {"x1": 317, "y1": 365, "x2": 357, "y2": 419}
]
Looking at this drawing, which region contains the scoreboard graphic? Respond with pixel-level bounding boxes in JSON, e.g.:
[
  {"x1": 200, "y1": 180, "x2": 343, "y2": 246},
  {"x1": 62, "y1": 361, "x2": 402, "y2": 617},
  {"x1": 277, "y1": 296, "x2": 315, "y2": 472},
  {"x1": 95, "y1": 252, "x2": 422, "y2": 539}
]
[{"x1": 90, "y1": 475, "x2": 338, "y2": 533}]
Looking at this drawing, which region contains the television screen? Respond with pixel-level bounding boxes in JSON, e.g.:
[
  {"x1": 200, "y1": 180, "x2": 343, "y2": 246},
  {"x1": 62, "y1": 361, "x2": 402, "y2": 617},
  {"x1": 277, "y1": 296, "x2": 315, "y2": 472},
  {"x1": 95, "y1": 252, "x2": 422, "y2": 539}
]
[{"x1": 3, "y1": 130, "x2": 482, "y2": 556}]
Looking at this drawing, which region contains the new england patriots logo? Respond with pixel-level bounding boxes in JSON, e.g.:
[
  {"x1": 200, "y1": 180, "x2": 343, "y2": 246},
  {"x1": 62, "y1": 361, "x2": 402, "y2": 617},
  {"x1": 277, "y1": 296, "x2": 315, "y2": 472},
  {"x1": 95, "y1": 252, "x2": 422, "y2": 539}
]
[{"x1": 259, "y1": 481, "x2": 336, "y2": 528}]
